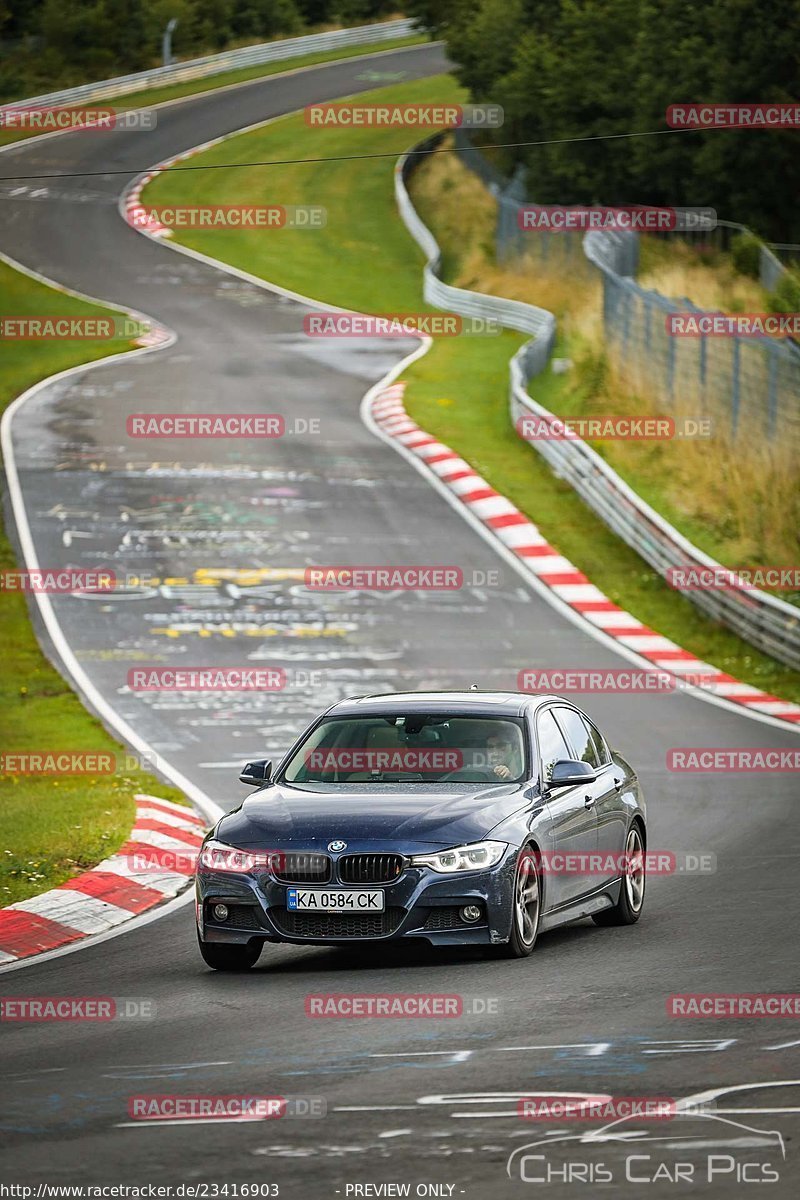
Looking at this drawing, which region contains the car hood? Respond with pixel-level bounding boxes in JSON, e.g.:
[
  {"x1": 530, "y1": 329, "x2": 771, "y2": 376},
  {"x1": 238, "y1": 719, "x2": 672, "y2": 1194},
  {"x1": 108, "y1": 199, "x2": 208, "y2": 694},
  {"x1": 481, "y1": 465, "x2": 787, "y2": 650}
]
[{"x1": 215, "y1": 781, "x2": 529, "y2": 851}]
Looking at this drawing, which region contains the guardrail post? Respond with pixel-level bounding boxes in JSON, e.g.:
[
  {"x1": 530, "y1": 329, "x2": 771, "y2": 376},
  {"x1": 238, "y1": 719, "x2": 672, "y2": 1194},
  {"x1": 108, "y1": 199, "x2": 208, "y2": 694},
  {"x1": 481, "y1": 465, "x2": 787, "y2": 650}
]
[
  {"x1": 699, "y1": 329, "x2": 707, "y2": 415},
  {"x1": 622, "y1": 285, "x2": 631, "y2": 356},
  {"x1": 162, "y1": 18, "x2": 179, "y2": 68},
  {"x1": 643, "y1": 299, "x2": 650, "y2": 353},
  {"x1": 767, "y1": 344, "x2": 779, "y2": 439},
  {"x1": 731, "y1": 338, "x2": 741, "y2": 437}
]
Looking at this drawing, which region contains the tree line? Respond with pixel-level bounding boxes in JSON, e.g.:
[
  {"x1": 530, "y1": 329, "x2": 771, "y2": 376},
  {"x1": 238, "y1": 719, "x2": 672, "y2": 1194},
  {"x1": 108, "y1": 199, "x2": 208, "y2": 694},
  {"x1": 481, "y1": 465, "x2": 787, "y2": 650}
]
[
  {"x1": 0, "y1": 0, "x2": 396, "y2": 100},
  {"x1": 406, "y1": 0, "x2": 800, "y2": 242}
]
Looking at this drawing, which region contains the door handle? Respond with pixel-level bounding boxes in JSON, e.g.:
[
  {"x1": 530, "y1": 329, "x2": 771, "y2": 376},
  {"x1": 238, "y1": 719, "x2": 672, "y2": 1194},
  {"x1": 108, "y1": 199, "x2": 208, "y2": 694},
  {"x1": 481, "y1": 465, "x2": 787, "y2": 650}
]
[{"x1": 584, "y1": 794, "x2": 596, "y2": 808}]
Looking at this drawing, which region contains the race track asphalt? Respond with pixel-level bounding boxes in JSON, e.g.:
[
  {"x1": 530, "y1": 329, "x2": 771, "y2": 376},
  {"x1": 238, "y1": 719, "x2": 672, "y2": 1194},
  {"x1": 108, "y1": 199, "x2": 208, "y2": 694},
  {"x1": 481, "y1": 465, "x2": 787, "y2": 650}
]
[{"x1": 0, "y1": 42, "x2": 798, "y2": 1198}]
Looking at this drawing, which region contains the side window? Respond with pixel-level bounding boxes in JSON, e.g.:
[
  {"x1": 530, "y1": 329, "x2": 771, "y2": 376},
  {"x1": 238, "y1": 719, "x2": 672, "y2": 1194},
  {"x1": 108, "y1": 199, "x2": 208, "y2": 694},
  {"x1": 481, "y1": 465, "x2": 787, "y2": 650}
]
[
  {"x1": 553, "y1": 707, "x2": 599, "y2": 767},
  {"x1": 536, "y1": 710, "x2": 572, "y2": 785},
  {"x1": 586, "y1": 720, "x2": 612, "y2": 766}
]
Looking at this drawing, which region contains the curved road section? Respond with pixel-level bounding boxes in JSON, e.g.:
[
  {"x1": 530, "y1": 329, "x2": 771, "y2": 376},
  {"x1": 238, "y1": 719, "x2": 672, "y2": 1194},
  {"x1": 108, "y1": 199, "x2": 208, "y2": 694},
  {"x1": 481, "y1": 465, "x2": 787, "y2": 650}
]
[{"x1": 1, "y1": 44, "x2": 799, "y2": 1197}]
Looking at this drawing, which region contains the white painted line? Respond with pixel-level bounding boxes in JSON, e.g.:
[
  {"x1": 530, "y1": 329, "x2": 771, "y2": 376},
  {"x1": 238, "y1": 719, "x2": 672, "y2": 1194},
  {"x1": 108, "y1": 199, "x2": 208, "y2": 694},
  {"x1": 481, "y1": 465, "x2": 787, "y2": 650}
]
[
  {"x1": 369, "y1": 1050, "x2": 473, "y2": 1058},
  {"x1": 678, "y1": 1079, "x2": 800, "y2": 1115}
]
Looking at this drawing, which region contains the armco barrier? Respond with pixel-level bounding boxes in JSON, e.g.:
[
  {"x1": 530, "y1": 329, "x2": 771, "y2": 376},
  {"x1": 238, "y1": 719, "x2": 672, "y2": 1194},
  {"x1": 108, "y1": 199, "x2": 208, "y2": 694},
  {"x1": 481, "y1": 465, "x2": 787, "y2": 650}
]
[
  {"x1": 452, "y1": 123, "x2": 800, "y2": 453},
  {"x1": 396, "y1": 134, "x2": 800, "y2": 671},
  {"x1": 396, "y1": 137, "x2": 556, "y2": 379},
  {"x1": 0, "y1": 19, "x2": 417, "y2": 111}
]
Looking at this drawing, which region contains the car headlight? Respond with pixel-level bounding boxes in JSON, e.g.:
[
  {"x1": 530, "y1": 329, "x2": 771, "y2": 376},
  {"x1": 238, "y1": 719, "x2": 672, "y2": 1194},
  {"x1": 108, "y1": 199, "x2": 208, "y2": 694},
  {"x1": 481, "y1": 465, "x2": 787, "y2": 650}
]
[
  {"x1": 410, "y1": 840, "x2": 507, "y2": 873},
  {"x1": 198, "y1": 839, "x2": 268, "y2": 873}
]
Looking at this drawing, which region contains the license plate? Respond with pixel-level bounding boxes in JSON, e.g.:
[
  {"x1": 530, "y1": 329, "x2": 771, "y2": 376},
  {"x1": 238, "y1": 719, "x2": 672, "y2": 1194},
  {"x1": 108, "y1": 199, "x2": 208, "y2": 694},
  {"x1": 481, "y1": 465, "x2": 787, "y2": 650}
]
[{"x1": 286, "y1": 888, "x2": 385, "y2": 912}]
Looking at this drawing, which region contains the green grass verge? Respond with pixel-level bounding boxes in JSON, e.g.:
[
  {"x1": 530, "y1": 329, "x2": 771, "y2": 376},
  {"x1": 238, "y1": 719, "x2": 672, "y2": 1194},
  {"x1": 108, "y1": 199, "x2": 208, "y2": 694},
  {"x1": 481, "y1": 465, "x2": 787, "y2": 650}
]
[
  {"x1": 141, "y1": 75, "x2": 800, "y2": 705},
  {"x1": 0, "y1": 262, "x2": 188, "y2": 906},
  {"x1": 0, "y1": 34, "x2": 428, "y2": 149}
]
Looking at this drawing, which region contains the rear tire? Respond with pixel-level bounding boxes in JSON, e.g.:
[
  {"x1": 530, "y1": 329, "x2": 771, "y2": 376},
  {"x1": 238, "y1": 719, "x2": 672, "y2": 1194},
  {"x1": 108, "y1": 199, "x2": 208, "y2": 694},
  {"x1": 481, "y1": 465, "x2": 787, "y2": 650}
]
[
  {"x1": 197, "y1": 933, "x2": 262, "y2": 971},
  {"x1": 497, "y1": 845, "x2": 541, "y2": 958},
  {"x1": 592, "y1": 822, "x2": 645, "y2": 927}
]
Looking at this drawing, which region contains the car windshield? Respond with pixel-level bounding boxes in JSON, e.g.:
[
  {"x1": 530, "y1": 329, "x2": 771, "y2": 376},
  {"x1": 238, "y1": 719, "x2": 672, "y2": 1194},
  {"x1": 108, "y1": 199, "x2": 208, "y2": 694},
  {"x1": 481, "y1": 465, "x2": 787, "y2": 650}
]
[{"x1": 280, "y1": 713, "x2": 528, "y2": 784}]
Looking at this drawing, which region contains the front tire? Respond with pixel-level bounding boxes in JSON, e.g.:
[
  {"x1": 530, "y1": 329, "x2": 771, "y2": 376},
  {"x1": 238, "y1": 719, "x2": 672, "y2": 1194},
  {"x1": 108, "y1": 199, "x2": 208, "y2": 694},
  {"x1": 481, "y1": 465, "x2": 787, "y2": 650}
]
[
  {"x1": 592, "y1": 822, "x2": 645, "y2": 927},
  {"x1": 498, "y1": 845, "x2": 541, "y2": 958},
  {"x1": 197, "y1": 933, "x2": 263, "y2": 971}
]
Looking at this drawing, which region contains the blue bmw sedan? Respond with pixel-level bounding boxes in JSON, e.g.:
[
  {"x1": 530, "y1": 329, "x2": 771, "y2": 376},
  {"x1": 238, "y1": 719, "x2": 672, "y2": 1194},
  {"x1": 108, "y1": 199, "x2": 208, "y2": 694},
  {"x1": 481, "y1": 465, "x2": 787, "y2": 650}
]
[{"x1": 195, "y1": 691, "x2": 647, "y2": 970}]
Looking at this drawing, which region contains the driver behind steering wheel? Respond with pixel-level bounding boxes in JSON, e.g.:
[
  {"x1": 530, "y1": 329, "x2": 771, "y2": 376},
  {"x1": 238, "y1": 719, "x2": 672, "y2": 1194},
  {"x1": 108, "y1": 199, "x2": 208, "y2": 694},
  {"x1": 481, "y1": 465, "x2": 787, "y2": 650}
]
[{"x1": 485, "y1": 731, "x2": 520, "y2": 780}]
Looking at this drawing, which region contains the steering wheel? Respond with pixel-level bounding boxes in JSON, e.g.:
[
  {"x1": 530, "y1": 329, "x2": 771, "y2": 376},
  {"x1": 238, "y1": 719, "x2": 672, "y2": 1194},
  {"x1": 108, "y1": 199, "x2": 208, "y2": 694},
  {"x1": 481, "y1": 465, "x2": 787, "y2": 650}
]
[{"x1": 440, "y1": 766, "x2": 497, "y2": 782}]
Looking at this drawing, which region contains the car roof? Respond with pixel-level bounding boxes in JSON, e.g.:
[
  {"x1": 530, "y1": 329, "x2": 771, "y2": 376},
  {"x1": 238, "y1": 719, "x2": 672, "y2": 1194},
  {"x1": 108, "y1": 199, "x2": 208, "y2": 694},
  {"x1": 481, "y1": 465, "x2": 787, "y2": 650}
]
[{"x1": 325, "y1": 691, "x2": 565, "y2": 718}]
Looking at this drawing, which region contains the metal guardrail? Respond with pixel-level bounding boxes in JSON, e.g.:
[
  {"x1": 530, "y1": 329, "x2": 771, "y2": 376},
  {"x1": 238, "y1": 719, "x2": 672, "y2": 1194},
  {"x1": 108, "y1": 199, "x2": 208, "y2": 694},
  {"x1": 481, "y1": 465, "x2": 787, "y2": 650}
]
[
  {"x1": 1, "y1": 19, "x2": 418, "y2": 109},
  {"x1": 396, "y1": 135, "x2": 800, "y2": 671},
  {"x1": 396, "y1": 136, "x2": 556, "y2": 378},
  {"x1": 582, "y1": 227, "x2": 800, "y2": 447},
  {"x1": 508, "y1": 364, "x2": 800, "y2": 670}
]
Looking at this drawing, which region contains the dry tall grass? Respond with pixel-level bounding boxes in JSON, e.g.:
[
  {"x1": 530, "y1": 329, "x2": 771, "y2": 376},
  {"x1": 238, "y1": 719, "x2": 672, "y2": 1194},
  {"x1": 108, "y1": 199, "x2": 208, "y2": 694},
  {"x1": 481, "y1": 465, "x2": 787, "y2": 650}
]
[{"x1": 408, "y1": 142, "x2": 799, "y2": 574}]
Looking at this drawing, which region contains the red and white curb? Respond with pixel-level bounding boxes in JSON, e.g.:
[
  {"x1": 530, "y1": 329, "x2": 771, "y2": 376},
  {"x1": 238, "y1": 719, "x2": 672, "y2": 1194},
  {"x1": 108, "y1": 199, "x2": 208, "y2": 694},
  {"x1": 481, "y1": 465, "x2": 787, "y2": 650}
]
[
  {"x1": 123, "y1": 146, "x2": 204, "y2": 239},
  {"x1": 133, "y1": 325, "x2": 172, "y2": 349},
  {"x1": 370, "y1": 382, "x2": 800, "y2": 727},
  {"x1": 124, "y1": 174, "x2": 172, "y2": 238},
  {"x1": 0, "y1": 795, "x2": 205, "y2": 964}
]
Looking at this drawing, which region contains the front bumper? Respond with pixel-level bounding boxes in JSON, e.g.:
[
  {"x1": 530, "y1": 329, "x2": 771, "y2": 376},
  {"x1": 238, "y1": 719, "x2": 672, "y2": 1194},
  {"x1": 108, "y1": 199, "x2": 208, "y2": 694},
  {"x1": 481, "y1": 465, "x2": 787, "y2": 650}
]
[{"x1": 196, "y1": 848, "x2": 517, "y2": 947}]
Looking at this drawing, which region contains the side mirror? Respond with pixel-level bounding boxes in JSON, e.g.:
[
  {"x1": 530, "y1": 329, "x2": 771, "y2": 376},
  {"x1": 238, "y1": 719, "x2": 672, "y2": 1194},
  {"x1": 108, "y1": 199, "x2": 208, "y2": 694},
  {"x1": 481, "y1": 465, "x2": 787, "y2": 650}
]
[
  {"x1": 239, "y1": 759, "x2": 272, "y2": 787},
  {"x1": 548, "y1": 759, "x2": 597, "y2": 788}
]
